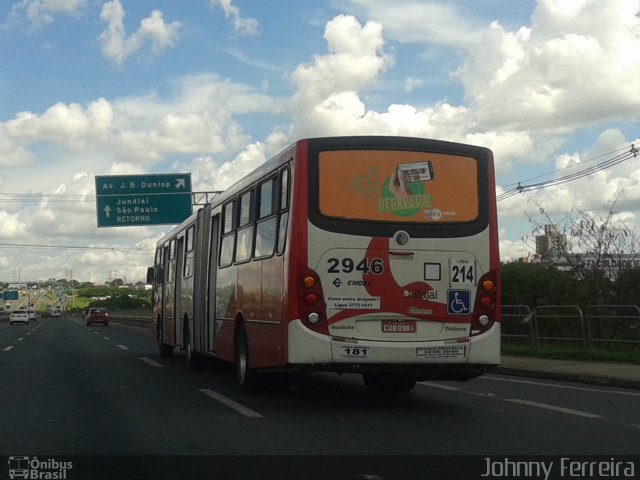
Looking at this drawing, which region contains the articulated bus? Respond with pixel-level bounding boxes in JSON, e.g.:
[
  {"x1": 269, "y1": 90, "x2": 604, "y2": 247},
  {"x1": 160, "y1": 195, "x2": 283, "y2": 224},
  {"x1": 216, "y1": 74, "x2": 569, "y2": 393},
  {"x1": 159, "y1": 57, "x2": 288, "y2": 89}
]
[{"x1": 147, "y1": 136, "x2": 501, "y2": 392}]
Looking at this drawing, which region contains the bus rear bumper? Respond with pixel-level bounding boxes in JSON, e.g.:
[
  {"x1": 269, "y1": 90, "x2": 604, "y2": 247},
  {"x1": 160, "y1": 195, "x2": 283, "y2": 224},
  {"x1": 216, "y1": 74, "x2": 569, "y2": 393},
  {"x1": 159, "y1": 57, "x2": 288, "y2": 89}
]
[{"x1": 287, "y1": 319, "x2": 500, "y2": 377}]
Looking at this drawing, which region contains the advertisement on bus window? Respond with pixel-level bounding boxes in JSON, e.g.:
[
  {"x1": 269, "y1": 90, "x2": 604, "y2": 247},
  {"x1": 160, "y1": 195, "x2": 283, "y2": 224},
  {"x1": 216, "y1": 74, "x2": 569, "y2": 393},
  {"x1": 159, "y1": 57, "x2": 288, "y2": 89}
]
[{"x1": 318, "y1": 150, "x2": 479, "y2": 223}]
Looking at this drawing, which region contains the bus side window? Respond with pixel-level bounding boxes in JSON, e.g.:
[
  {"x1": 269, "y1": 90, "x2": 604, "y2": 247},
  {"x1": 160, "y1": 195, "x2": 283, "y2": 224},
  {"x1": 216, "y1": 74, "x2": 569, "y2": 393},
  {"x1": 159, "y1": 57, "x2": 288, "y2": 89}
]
[
  {"x1": 280, "y1": 167, "x2": 289, "y2": 210},
  {"x1": 167, "y1": 259, "x2": 176, "y2": 284},
  {"x1": 235, "y1": 189, "x2": 254, "y2": 263},
  {"x1": 277, "y1": 213, "x2": 288, "y2": 255},
  {"x1": 184, "y1": 226, "x2": 194, "y2": 278},
  {"x1": 155, "y1": 265, "x2": 164, "y2": 285},
  {"x1": 220, "y1": 235, "x2": 234, "y2": 267},
  {"x1": 166, "y1": 240, "x2": 176, "y2": 283},
  {"x1": 255, "y1": 177, "x2": 277, "y2": 259},
  {"x1": 258, "y1": 177, "x2": 277, "y2": 219},
  {"x1": 237, "y1": 189, "x2": 253, "y2": 227},
  {"x1": 184, "y1": 252, "x2": 194, "y2": 278},
  {"x1": 220, "y1": 201, "x2": 235, "y2": 267},
  {"x1": 154, "y1": 247, "x2": 164, "y2": 285},
  {"x1": 277, "y1": 167, "x2": 290, "y2": 255}
]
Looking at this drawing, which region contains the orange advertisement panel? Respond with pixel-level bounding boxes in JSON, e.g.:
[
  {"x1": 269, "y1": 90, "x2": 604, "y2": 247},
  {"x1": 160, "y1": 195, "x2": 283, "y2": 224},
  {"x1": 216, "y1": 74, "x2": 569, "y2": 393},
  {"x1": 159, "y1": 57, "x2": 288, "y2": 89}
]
[{"x1": 319, "y1": 150, "x2": 478, "y2": 223}]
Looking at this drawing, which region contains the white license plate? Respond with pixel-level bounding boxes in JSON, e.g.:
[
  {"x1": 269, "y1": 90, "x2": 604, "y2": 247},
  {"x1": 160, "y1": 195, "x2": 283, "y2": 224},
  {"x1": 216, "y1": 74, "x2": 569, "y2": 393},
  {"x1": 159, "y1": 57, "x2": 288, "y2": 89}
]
[
  {"x1": 416, "y1": 345, "x2": 466, "y2": 359},
  {"x1": 340, "y1": 346, "x2": 370, "y2": 358}
]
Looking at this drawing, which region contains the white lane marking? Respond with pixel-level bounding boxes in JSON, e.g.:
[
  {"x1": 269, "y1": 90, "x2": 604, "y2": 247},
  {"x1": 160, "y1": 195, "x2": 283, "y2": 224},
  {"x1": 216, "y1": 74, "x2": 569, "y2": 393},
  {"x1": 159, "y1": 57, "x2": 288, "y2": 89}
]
[
  {"x1": 482, "y1": 374, "x2": 640, "y2": 397},
  {"x1": 3, "y1": 346, "x2": 13, "y2": 352},
  {"x1": 505, "y1": 398, "x2": 603, "y2": 418},
  {"x1": 139, "y1": 357, "x2": 163, "y2": 367},
  {"x1": 17, "y1": 337, "x2": 24, "y2": 342},
  {"x1": 116, "y1": 344, "x2": 129, "y2": 350},
  {"x1": 104, "y1": 337, "x2": 111, "y2": 341},
  {"x1": 199, "y1": 389, "x2": 263, "y2": 418},
  {"x1": 419, "y1": 381, "x2": 462, "y2": 391}
]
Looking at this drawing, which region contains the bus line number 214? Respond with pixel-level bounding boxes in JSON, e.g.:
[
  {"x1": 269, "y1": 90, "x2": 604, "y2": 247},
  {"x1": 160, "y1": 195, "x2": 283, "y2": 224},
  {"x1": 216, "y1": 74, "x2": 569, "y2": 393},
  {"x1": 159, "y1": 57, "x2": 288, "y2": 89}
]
[
  {"x1": 327, "y1": 257, "x2": 385, "y2": 275},
  {"x1": 451, "y1": 264, "x2": 474, "y2": 284}
]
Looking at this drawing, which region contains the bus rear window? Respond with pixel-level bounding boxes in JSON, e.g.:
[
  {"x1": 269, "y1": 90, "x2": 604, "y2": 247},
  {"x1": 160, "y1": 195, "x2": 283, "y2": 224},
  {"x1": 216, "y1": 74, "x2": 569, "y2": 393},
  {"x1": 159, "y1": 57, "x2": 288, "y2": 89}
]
[{"x1": 318, "y1": 150, "x2": 479, "y2": 223}]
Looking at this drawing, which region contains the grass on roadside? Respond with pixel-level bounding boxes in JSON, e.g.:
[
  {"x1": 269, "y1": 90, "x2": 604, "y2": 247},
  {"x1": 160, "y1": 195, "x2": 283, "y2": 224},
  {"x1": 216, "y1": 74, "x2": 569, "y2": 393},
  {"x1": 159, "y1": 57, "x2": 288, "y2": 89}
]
[{"x1": 502, "y1": 342, "x2": 640, "y2": 365}]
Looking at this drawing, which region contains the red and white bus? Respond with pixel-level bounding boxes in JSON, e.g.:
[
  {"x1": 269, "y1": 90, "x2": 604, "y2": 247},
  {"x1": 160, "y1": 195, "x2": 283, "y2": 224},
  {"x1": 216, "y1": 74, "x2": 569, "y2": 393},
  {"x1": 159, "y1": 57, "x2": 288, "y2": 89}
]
[{"x1": 147, "y1": 136, "x2": 501, "y2": 392}]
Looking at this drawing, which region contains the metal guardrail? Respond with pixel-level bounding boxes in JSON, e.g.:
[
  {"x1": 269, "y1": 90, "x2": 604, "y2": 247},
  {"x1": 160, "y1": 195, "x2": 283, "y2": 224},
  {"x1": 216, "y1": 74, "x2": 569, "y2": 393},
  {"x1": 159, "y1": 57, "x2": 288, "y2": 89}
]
[
  {"x1": 109, "y1": 315, "x2": 152, "y2": 328},
  {"x1": 502, "y1": 304, "x2": 640, "y2": 348},
  {"x1": 586, "y1": 305, "x2": 640, "y2": 345},
  {"x1": 534, "y1": 305, "x2": 586, "y2": 347},
  {"x1": 501, "y1": 304, "x2": 534, "y2": 344}
]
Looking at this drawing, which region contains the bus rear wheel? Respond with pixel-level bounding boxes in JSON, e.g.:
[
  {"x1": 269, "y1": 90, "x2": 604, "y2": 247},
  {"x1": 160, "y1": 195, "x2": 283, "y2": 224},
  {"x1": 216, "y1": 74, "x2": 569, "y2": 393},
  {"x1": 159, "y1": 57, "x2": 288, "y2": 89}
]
[
  {"x1": 362, "y1": 373, "x2": 417, "y2": 393},
  {"x1": 234, "y1": 326, "x2": 261, "y2": 393},
  {"x1": 158, "y1": 342, "x2": 173, "y2": 357},
  {"x1": 184, "y1": 324, "x2": 200, "y2": 369}
]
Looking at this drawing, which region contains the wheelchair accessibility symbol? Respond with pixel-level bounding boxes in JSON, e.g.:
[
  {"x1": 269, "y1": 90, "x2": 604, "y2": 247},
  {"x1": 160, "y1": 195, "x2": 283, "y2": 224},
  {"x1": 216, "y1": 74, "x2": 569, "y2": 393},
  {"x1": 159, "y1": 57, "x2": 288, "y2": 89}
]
[{"x1": 447, "y1": 290, "x2": 470, "y2": 315}]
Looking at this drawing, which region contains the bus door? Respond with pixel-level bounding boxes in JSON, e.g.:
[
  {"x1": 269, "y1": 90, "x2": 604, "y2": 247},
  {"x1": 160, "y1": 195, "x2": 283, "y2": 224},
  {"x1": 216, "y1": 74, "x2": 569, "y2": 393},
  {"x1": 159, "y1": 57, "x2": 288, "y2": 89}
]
[
  {"x1": 173, "y1": 236, "x2": 185, "y2": 346},
  {"x1": 193, "y1": 207, "x2": 211, "y2": 354},
  {"x1": 162, "y1": 244, "x2": 173, "y2": 344},
  {"x1": 207, "y1": 214, "x2": 219, "y2": 352}
]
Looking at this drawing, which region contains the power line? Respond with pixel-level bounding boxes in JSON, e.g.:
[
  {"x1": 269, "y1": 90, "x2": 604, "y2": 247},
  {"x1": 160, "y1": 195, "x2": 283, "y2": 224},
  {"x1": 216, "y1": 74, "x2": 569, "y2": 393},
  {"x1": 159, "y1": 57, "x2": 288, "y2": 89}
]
[
  {"x1": 497, "y1": 143, "x2": 639, "y2": 202},
  {"x1": 499, "y1": 144, "x2": 632, "y2": 189}
]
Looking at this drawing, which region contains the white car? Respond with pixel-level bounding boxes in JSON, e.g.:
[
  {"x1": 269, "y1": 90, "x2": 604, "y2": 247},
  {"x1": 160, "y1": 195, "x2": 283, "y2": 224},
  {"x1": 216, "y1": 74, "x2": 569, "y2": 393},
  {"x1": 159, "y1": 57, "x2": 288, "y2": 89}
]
[
  {"x1": 9, "y1": 310, "x2": 29, "y2": 325},
  {"x1": 27, "y1": 310, "x2": 37, "y2": 322}
]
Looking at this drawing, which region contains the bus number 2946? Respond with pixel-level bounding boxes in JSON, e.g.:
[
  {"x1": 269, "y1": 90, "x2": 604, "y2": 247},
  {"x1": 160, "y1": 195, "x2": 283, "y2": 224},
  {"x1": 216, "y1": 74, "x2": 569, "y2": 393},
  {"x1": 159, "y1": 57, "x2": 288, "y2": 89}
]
[{"x1": 327, "y1": 257, "x2": 384, "y2": 275}]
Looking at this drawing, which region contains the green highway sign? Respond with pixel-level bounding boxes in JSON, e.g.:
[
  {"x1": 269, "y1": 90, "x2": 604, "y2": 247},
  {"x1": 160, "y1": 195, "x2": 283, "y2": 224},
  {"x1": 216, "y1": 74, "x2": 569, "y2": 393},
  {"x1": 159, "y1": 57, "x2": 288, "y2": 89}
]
[
  {"x1": 95, "y1": 174, "x2": 193, "y2": 227},
  {"x1": 3, "y1": 290, "x2": 19, "y2": 300}
]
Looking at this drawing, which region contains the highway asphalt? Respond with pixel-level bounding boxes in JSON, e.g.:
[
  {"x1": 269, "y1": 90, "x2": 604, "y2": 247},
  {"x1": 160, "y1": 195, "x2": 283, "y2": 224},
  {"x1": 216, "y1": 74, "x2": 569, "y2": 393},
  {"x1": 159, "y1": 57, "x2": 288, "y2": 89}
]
[{"x1": 3, "y1": 314, "x2": 638, "y2": 390}]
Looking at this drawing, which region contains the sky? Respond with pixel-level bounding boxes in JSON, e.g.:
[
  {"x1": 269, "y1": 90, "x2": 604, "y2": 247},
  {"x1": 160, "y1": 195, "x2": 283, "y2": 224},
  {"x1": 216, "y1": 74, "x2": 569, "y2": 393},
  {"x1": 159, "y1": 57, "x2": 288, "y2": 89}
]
[{"x1": 1, "y1": 0, "x2": 639, "y2": 285}]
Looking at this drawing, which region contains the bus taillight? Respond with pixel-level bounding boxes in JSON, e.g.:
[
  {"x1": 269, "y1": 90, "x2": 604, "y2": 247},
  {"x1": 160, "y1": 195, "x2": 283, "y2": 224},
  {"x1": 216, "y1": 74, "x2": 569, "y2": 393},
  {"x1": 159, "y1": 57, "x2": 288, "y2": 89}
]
[
  {"x1": 297, "y1": 265, "x2": 328, "y2": 333},
  {"x1": 471, "y1": 271, "x2": 499, "y2": 335}
]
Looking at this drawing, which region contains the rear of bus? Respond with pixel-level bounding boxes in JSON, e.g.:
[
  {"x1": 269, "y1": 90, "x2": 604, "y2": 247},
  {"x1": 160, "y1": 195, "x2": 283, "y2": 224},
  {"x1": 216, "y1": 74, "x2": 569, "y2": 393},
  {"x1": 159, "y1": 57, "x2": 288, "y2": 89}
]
[{"x1": 287, "y1": 136, "x2": 500, "y2": 388}]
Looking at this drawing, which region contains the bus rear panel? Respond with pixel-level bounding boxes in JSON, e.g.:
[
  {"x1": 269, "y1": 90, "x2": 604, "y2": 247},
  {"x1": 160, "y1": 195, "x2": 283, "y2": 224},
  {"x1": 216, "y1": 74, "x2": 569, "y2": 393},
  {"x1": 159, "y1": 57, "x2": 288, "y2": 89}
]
[{"x1": 287, "y1": 136, "x2": 500, "y2": 381}]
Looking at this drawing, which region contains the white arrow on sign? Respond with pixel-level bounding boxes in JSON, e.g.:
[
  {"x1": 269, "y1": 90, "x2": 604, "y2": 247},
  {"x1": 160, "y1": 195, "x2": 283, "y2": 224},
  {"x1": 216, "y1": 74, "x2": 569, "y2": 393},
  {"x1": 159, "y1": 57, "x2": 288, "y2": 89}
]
[
  {"x1": 104, "y1": 205, "x2": 111, "y2": 218},
  {"x1": 175, "y1": 178, "x2": 186, "y2": 189}
]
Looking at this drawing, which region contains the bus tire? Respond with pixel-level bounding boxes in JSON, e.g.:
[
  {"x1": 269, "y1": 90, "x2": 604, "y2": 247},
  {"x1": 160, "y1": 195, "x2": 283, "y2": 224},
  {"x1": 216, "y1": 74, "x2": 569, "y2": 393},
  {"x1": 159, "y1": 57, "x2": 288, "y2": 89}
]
[
  {"x1": 234, "y1": 325, "x2": 261, "y2": 393},
  {"x1": 362, "y1": 373, "x2": 417, "y2": 393},
  {"x1": 184, "y1": 323, "x2": 200, "y2": 369},
  {"x1": 158, "y1": 342, "x2": 174, "y2": 357}
]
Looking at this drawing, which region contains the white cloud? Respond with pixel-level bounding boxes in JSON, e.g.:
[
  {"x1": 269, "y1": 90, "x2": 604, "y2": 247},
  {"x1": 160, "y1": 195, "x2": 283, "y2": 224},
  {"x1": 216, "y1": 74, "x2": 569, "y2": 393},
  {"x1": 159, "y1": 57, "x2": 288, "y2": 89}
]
[
  {"x1": 9, "y1": 0, "x2": 86, "y2": 29},
  {"x1": 500, "y1": 237, "x2": 534, "y2": 262},
  {"x1": 459, "y1": 0, "x2": 640, "y2": 131},
  {"x1": 343, "y1": 0, "x2": 484, "y2": 47},
  {"x1": 211, "y1": 0, "x2": 259, "y2": 36},
  {"x1": 0, "y1": 210, "x2": 26, "y2": 238},
  {"x1": 98, "y1": 0, "x2": 181, "y2": 67},
  {"x1": 404, "y1": 76, "x2": 423, "y2": 92},
  {"x1": 0, "y1": 131, "x2": 33, "y2": 166},
  {"x1": 1, "y1": 74, "x2": 275, "y2": 169}
]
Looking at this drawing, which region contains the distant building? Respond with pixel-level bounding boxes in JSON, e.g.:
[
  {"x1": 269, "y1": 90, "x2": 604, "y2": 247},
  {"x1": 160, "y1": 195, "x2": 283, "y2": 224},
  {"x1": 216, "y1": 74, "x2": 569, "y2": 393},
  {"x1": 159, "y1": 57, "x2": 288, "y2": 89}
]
[
  {"x1": 534, "y1": 224, "x2": 639, "y2": 280},
  {"x1": 535, "y1": 224, "x2": 566, "y2": 261}
]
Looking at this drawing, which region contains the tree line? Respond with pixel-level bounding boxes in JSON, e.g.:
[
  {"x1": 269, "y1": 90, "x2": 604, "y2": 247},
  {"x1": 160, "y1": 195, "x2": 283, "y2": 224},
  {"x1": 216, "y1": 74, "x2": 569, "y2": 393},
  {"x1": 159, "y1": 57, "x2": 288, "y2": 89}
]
[{"x1": 503, "y1": 194, "x2": 640, "y2": 309}]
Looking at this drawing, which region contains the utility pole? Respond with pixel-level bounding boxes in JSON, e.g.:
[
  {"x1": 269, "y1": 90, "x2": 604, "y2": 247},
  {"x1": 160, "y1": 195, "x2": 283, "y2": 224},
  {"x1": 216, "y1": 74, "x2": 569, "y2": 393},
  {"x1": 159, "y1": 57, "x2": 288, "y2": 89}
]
[{"x1": 66, "y1": 269, "x2": 75, "y2": 307}]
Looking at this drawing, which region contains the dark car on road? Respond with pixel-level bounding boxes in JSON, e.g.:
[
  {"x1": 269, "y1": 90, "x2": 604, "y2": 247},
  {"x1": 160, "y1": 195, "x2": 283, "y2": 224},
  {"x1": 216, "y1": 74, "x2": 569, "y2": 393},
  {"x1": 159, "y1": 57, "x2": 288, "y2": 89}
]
[{"x1": 86, "y1": 307, "x2": 109, "y2": 326}]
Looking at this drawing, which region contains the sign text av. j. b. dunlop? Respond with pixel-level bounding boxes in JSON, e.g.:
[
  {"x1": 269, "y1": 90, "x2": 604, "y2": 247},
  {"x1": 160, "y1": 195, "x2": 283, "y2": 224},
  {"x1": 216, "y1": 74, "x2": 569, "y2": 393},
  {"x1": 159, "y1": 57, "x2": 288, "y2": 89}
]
[{"x1": 95, "y1": 173, "x2": 192, "y2": 227}]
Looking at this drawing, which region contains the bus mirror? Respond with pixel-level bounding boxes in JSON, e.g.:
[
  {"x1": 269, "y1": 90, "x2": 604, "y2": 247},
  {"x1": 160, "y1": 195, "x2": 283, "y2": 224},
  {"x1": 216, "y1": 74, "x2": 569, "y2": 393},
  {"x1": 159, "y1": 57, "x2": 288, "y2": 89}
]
[{"x1": 146, "y1": 267, "x2": 155, "y2": 284}]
